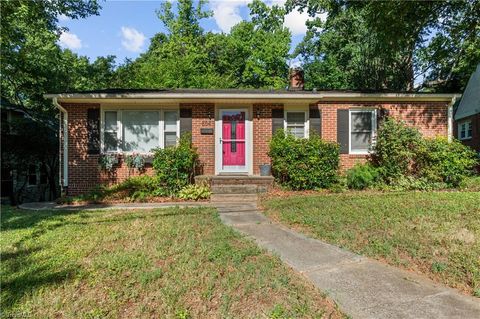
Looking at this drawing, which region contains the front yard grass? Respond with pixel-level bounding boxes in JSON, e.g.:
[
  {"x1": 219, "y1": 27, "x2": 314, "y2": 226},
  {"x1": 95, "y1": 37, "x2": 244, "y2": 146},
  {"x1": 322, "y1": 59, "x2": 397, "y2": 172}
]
[
  {"x1": 1, "y1": 206, "x2": 343, "y2": 318},
  {"x1": 263, "y1": 191, "x2": 480, "y2": 296}
]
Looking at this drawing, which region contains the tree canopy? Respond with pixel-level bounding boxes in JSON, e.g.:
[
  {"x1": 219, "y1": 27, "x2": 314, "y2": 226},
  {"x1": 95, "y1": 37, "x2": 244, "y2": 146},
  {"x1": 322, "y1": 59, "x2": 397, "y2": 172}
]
[
  {"x1": 288, "y1": 0, "x2": 480, "y2": 92},
  {"x1": 114, "y1": 0, "x2": 291, "y2": 89}
]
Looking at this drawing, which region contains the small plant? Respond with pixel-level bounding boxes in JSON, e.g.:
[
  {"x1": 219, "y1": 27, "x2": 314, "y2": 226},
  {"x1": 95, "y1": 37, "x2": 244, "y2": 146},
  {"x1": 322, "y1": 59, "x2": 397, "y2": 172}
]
[
  {"x1": 124, "y1": 153, "x2": 146, "y2": 171},
  {"x1": 474, "y1": 288, "x2": 480, "y2": 298},
  {"x1": 98, "y1": 154, "x2": 119, "y2": 172},
  {"x1": 346, "y1": 163, "x2": 380, "y2": 190},
  {"x1": 178, "y1": 184, "x2": 211, "y2": 200},
  {"x1": 431, "y1": 261, "x2": 448, "y2": 273}
]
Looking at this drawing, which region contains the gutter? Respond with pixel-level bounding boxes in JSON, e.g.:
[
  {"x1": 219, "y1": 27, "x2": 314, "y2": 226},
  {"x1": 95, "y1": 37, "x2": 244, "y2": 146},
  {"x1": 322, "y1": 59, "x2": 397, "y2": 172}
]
[
  {"x1": 53, "y1": 98, "x2": 68, "y2": 191},
  {"x1": 44, "y1": 92, "x2": 459, "y2": 102}
]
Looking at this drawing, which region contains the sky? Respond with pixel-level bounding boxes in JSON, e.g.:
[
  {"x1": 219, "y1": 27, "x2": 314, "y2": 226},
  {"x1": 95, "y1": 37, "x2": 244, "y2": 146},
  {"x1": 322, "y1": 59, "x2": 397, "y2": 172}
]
[{"x1": 57, "y1": 0, "x2": 319, "y2": 65}]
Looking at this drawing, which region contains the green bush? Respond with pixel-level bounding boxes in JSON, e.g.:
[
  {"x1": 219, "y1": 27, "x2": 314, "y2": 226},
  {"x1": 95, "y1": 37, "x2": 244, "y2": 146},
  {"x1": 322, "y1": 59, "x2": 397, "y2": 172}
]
[
  {"x1": 106, "y1": 175, "x2": 167, "y2": 201},
  {"x1": 346, "y1": 163, "x2": 380, "y2": 190},
  {"x1": 268, "y1": 130, "x2": 339, "y2": 190},
  {"x1": 152, "y1": 133, "x2": 199, "y2": 195},
  {"x1": 178, "y1": 184, "x2": 211, "y2": 200},
  {"x1": 416, "y1": 137, "x2": 478, "y2": 187},
  {"x1": 370, "y1": 118, "x2": 424, "y2": 182},
  {"x1": 370, "y1": 118, "x2": 478, "y2": 189}
]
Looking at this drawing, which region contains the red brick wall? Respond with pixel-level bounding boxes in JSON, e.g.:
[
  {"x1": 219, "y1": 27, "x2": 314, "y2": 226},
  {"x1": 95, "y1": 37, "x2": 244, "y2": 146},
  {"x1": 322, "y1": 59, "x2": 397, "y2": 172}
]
[
  {"x1": 187, "y1": 103, "x2": 215, "y2": 175},
  {"x1": 62, "y1": 101, "x2": 449, "y2": 195},
  {"x1": 252, "y1": 104, "x2": 283, "y2": 174},
  {"x1": 315, "y1": 101, "x2": 449, "y2": 170},
  {"x1": 454, "y1": 113, "x2": 480, "y2": 153}
]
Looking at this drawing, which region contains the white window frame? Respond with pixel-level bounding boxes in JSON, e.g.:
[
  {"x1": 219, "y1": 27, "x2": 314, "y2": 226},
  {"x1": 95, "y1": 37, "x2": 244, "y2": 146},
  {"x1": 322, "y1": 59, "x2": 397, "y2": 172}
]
[
  {"x1": 284, "y1": 109, "x2": 309, "y2": 138},
  {"x1": 100, "y1": 109, "x2": 180, "y2": 154},
  {"x1": 458, "y1": 120, "x2": 472, "y2": 140},
  {"x1": 349, "y1": 109, "x2": 377, "y2": 155}
]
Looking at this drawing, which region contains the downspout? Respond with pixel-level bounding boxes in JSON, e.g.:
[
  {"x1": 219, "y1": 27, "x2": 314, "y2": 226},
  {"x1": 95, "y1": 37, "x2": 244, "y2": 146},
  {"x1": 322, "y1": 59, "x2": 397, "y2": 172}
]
[
  {"x1": 447, "y1": 96, "x2": 458, "y2": 143},
  {"x1": 53, "y1": 98, "x2": 68, "y2": 192}
]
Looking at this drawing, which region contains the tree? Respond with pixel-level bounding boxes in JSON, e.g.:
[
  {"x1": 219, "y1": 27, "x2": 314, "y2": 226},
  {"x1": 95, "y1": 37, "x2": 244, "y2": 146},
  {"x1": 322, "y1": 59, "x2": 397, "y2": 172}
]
[
  {"x1": 288, "y1": 0, "x2": 480, "y2": 92},
  {"x1": 114, "y1": 0, "x2": 291, "y2": 89},
  {"x1": 1, "y1": 0, "x2": 102, "y2": 113}
]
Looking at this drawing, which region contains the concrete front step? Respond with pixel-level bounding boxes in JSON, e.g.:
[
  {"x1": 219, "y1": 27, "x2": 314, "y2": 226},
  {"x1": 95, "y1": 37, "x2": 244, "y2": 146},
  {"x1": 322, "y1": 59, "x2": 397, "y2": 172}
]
[
  {"x1": 211, "y1": 184, "x2": 260, "y2": 194},
  {"x1": 210, "y1": 193, "x2": 258, "y2": 203},
  {"x1": 195, "y1": 175, "x2": 274, "y2": 192}
]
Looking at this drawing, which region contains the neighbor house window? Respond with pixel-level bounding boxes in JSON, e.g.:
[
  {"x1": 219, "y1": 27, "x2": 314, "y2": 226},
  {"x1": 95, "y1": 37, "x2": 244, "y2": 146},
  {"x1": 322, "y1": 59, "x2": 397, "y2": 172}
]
[
  {"x1": 458, "y1": 120, "x2": 472, "y2": 140},
  {"x1": 285, "y1": 111, "x2": 307, "y2": 138},
  {"x1": 349, "y1": 110, "x2": 377, "y2": 154},
  {"x1": 102, "y1": 110, "x2": 179, "y2": 153}
]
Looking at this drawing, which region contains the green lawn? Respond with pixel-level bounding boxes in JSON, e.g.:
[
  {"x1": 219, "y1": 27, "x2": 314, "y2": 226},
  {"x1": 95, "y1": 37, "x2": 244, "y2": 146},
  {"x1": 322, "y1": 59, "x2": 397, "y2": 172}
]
[
  {"x1": 1, "y1": 206, "x2": 343, "y2": 318},
  {"x1": 263, "y1": 191, "x2": 480, "y2": 296}
]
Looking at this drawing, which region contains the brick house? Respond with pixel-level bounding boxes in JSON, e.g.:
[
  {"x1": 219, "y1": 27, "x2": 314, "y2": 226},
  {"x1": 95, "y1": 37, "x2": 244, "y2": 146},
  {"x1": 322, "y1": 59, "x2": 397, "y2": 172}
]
[
  {"x1": 454, "y1": 64, "x2": 480, "y2": 154},
  {"x1": 46, "y1": 81, "x2": 459, "y2": 195}
]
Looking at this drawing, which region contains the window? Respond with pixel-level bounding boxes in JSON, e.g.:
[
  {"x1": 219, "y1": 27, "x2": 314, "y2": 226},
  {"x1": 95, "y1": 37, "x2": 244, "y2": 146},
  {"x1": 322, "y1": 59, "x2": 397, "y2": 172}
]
[
  {"x1": 104, "y1": 111, "x2": 118, "y2": 152},
  {"x1": 458, "y1": 120, "x2": 472, "y2": 140},
  {"x1": 123, "y1": 111, "x2": 159, "y2": 152},
  {"x1": 28, "y1": 164, "x2": 37, "y2": 186},
  {"x1": 164, "y1": 111, "x2": 178, "y2": 147},
  {"x1": 349, "y1": 110, "x2": 376, "y2": 154},
  {"x1": 102, "y1": 110, "x2": 179, "y2": 153},
  {"x1": 285, "y1": 111, "x2": 307, "y2": 138}
]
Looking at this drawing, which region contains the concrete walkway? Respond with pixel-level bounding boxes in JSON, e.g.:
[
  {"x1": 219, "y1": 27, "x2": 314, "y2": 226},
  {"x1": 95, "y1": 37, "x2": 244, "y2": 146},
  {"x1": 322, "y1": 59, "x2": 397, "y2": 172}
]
[
  {"x1": 19, "y1": 198, "x2": 480, "y2": 318},
  {"x1": 218, "y1": 200, "x2": 480, "y2": 319}
]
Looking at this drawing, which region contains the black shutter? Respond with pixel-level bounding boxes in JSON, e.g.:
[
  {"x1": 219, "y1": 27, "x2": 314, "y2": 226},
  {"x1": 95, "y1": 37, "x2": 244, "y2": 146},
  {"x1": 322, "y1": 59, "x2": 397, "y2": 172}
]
[
  {"x1": 180, "y1": 108, "x2": 192, "y2": 137},
  {"x1": 272, "y1": 108, "x2": 284, "y2": 135},
  {"x1": 337, "y1": 109, "x2": 349, "y2": 154},
  {"x1": 87, "y1": 108, "x2": 100, "y2": 155},
  {"x1": 309, "y1": 107, "x2": 321, "y2": 137}
]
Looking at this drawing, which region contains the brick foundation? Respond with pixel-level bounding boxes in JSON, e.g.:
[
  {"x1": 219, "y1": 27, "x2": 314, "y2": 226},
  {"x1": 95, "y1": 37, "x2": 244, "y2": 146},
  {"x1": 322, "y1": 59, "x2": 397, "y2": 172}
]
[{"x1": 62, "y1": 100, "x2": 450, "y2": 195}]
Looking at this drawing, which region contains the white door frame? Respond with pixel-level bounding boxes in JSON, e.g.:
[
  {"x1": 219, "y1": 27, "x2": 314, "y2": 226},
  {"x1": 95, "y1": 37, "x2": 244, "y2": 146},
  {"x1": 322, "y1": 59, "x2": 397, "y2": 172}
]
[{"x1": 215, "y1": 107, "x2": 252, "y2": 175}]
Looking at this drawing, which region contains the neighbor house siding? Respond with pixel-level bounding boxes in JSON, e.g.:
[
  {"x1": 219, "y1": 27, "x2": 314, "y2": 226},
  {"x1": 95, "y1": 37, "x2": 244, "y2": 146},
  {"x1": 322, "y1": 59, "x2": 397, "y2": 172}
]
[{"x1": 454, "y1": 113, "x2": 480, "y2": 152}]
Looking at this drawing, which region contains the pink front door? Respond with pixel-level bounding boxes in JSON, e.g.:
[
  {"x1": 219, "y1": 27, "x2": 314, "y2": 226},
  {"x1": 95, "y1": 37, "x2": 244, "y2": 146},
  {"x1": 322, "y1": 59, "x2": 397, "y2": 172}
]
[{"x1": 222, "y1": 111, "x2": 246, "y2": 168}]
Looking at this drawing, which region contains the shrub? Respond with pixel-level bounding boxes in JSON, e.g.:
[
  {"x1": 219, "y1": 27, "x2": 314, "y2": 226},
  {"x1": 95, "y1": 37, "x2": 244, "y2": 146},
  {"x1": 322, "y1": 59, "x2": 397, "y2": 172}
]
[
  {"x1": 106, "y1": 175, "x2": 168, "y2": 201},
  {"x1": 416, "y1": 137, "x2": 478, "y2": 187},
  {"x1": 268, "y1": 130, "x2": 339, "y2": 190},
  {"x1": 370, "y1": 118, "x2": 424, "y2": 183},
  {"x1": 178, "y1": 184, "x2": 211, "y2": 200},
  {"x1": 152, "y1": 133, "x2": 199, "y2": 195},
  {"x1": 346, "y1": 163, "x2": 380, "y2": 190},
  {"x1": 370, "y1": 119, "x2": 478, "y2": 189}
]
